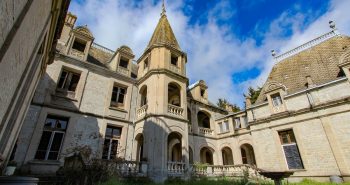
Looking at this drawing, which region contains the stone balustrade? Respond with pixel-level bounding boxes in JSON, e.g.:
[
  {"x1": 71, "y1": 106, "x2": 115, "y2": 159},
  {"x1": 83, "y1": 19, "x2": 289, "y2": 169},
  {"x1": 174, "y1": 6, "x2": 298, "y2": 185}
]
[
  {"x1": 137, "y1": 105, "x2": 148, "y2": 119},
  {"x1": 191, "y1": 164, "x2": 264, "y2": 179},
  {"x1": 167, "y1": 161, "x2": 186, "y2": 176},
  {"x1": 168, "y1": 104, "x2": 184, "y2": 117},
  {"x1": 118, "y1": 66, "x2": 129, "y2": 76},
  {"x1": 169, "y1": 65, "x2": 183, "y2": 75},
  {"x1": 70, "y1": 49, "x2": 84, "y2": 59},
  {"x1": 199, "y1": 127, "x2": 213, "y2": 136}
]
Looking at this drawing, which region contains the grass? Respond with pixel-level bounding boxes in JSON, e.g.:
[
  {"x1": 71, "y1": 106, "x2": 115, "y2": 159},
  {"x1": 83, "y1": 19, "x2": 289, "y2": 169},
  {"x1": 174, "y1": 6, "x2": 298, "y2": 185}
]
[{"x1": 99, "y1": 178, "x2": 350, "y2": 185}]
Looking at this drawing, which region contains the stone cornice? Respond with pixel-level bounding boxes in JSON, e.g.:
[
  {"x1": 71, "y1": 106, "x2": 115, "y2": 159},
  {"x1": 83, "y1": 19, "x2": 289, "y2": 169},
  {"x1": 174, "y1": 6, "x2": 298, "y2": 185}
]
[{"x1": 137, "y1": 68, "x2": 188, "y2": 85}]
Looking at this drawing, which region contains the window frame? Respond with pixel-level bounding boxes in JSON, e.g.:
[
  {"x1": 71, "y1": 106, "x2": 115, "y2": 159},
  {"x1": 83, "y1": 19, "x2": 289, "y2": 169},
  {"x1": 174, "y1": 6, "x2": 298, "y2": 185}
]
[
  {"x1": 72, "y1": 38, "x2": 87, "y2": 53},
  {"x1": 102, "y1": 126, "x2": 122, "y2": 160},
  {"x1": 34, "y1": 115, "x2": 68, "y2": 161},
  {"x1": 234, "y1": 118, "x2": 241, "y2": 129},
  {"x1": 278, "y1": 129, "x2": 304, "y2": 170},
  {"x1": 271, "y1": 93, "x2": 283, "y2": 107},
  {"x1": 171, "y1": 55, "x2": 178, "y2": 66},
  {"x1": 57, "y1": 68, "x2": 81, "y2": 93},
  {"x1": 119, "y1": 57, "x2": 129, "y2": 69},
  {"x1": 110, "y1": 85, "x2": 127, "y2": 108}
]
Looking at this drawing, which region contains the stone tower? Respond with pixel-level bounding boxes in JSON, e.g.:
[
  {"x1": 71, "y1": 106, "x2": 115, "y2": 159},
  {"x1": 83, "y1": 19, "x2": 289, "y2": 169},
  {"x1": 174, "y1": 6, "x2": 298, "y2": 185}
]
[{"x1": 133, "y1": 2, "x2": 189, "y2": 182}]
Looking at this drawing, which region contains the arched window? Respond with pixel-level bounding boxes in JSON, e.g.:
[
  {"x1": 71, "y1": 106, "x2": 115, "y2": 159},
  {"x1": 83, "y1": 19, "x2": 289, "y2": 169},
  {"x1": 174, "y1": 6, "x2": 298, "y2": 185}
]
[
  {"x1": 240, "y1": 144, "x2": 256, "y2": 165},
  {"x1": 139, "y1": 85, "x2": 147, "y2": 106},
  {"x1": 221, "y1": 147, "x2": 234, "y2": 165},
  {"x1": 168, "y1": 82, "x2": 181, "y2": 106},
  {"x1": 197, "y1": 111, "x2": 211, "y2": 128}
]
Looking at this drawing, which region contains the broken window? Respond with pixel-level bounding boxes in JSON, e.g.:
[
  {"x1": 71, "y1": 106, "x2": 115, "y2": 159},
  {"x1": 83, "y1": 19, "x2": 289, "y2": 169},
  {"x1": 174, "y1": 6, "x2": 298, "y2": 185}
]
[
  {"x1": 119, "y1": 58, "x2": 129, "y2": 68},
  {"x1": 57, "y1": 69, "x2": 81, "y2": 92},
  {"x1": 102, "y1": 126, "x2": 122, "y2": 160},
  {"x1": 111, "y1": 85, "x2": 127, "y2": 108},
  {"x1": 279, "y1": 130, "x2": 304, "y2": 169},
  {"x1": 72, "y1": 38, "x2": 86, "y2": 52},
  {"x1": 35, "y1": 115, "x2": 68, "y2": 160}
]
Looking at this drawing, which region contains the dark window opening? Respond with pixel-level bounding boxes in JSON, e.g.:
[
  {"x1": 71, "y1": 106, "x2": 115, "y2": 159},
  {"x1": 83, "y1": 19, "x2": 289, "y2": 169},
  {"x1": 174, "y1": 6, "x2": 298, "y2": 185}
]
[
  {"x1": 279, "y1": 129, "x2": 304, "y2": 169},
  {"x1": 119, "y1": 58, "x2": 129, "y2": 68},
  {"x1": 57, "y1": 69, "x2": 81, "y2": 92},
  {"x1": 102, "y1": 126, "x2": 122, "y2": 160},
  {"x1": 144, "y1": 58, "x2": 149, "y2": 69},
  {"x1": 168, "y1": 83, "x2": 181, "y2": 106},
  {"x1": 72, "y1": 39, "x2": 86, "y2": 52},
  {"x1": 131, "y1": 73, "x2": 137, "y2": 79},
  {"x1": 197, "y1": 111, "x2": 210, "y2": 128},
  {"x1": 200, "y1": 89, "x2": 205, "y2": 97},
  {"x1": 171, "y1": 55, "x2": 178, "y2": 66},
  {"x1": 35, "y1": 115, "x2": 68, "y2": 160},
  {"x1": 337, "y1": 68, "x2": 345, "y2": 77},
  {"x1": 111, "y1": 86, "x2": 127, "y2": 107}
]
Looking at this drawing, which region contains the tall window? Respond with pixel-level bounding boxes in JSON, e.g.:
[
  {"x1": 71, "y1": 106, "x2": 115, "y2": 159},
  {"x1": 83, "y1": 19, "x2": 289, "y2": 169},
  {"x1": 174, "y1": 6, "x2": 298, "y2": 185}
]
[
  {"x1": 234, "y1": 118, "x2": 241, "y2": 129},
  {"x1": 144, "y1": 57, "x2": 149, "y2": 69},
  {"x1": 102, "y1": 126, "x2": 122, "y2": 160},
  {"x1": 279, "y1": 130, "x2": 304, "y2": 169},
  {"x1": 200, "y1": 89, "x2": 205, "y2": 97},
  {"x1": 110, "y1": 85, "x2": 127, "y2": 108},
  {"x1": 35, "y1": 115, "x2": 68, "y2": 160},
  {"x1": 171, "y1": 55, "x2": 178, "y2": 66},
  {"x1": 57, "y1": 69, "x2": 81, "y2": 92},
  {"x1": 271, "y1": 93, "x2": 283, "y2": 107}
]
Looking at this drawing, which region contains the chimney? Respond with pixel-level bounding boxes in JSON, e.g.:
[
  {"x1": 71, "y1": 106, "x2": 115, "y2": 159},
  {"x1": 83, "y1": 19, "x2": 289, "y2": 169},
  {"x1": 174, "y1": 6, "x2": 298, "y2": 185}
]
[{"x1": 245, "y1": 96, "x2": 252, "y2": 107}]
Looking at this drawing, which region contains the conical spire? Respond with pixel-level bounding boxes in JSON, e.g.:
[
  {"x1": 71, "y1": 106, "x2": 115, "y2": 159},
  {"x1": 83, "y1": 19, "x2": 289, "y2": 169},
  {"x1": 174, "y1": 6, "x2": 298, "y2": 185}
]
[{"x1": 146, "y1": 0, "x2": 181, "y2": 50}]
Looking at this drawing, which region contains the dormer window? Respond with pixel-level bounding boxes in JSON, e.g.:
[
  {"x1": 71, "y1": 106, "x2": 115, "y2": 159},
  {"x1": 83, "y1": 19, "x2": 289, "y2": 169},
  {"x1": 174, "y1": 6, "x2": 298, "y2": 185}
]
[
  {"x1": 271, "y1": 93, "x2": 283, "y2": 107},
  {"x1": 119, "y1": 58, "x2": 129, "y2": 68},
  {"x1": 72, "y1": 38, "x2": 86, "y2": 52},
  {"x1": 171, "y1": 55, "x2": 178, "y2": 66}
]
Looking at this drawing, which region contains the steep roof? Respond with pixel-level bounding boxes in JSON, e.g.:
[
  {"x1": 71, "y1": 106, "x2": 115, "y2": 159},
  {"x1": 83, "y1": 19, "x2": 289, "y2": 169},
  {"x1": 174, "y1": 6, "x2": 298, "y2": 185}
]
[
  {"x1": 147, "y1": 13, "x2": 181, "y2": 50},
  {"x1": 255, "y1": 34, "x2": 350, "y2": 104}
]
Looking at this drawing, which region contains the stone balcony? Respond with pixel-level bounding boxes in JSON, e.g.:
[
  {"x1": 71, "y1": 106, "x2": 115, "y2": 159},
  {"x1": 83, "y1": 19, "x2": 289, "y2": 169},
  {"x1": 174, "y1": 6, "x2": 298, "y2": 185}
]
[
  {"x1": 167, "y1": 104, "x2": 184, "y2": 117},
  {"x1": 199, "y1": 127, "x2": 214, "y2": 136},
  {"x1": 169, "y1": 65, "x2": 184, "y2": 76},
  {"x1": 137, "y1": 105, "x2": 148, "y2": 119},
  {"x1": 167, "y1": 161, "x2": 186, "y2": 177}
]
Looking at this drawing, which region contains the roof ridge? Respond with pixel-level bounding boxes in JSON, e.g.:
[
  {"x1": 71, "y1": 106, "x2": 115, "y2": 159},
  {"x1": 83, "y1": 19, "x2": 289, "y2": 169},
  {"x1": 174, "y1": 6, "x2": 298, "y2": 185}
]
[{"x1": 274, "y1": 30, "x2": 340, "y2": 62}]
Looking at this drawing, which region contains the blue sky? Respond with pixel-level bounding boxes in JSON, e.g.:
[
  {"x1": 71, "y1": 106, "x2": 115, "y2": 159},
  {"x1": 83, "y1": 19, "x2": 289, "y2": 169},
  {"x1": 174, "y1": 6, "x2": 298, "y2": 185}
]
[{"x1": 69, "y1": 0, "x2": 350, "y2": 107}]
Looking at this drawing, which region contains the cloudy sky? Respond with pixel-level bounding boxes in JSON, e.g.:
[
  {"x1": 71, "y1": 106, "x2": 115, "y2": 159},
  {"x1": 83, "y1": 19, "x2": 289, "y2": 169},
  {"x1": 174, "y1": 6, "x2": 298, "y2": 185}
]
[{"x1": 69, "y1": 0, "x2": 350, "y2": 107}]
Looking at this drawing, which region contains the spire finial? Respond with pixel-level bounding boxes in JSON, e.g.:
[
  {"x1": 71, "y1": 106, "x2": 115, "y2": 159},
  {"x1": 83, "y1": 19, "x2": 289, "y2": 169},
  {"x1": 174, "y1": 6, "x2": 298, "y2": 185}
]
[{"x1": 161, "y1": 0, "x2": 166, "y2": 16}]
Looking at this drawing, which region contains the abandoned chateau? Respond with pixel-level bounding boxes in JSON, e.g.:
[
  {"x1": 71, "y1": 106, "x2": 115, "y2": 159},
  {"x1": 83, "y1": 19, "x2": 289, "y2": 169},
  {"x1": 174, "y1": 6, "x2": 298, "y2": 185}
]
[{"x1": 7, "y1": 6, "x2": 350, "y2": 183}]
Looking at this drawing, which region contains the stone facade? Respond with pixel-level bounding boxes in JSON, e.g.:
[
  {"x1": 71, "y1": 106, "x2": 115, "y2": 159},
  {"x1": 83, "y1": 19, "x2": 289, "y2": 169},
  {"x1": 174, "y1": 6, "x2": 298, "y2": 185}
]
[
  {"x1": 0, "y1": 0, "x2": 70, "y2": 169},
  {"x1": 11, "y1": 9, "x2": 350, "y2": 183}
]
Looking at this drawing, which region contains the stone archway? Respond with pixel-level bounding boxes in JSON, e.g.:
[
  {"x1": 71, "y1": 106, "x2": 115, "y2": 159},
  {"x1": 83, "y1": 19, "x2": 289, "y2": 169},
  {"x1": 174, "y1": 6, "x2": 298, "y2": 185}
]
[
  {"x1": 168, "y1": 132, "x2": 182, "y2": 162},
  {"x1": 200, "y1": 147, "x2": 214, "y2": 165}
]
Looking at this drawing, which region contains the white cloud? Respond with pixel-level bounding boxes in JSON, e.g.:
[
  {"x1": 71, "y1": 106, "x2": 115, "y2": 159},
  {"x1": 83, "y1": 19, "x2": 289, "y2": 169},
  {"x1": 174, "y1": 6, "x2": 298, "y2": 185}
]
[{"x1": 69, "y1": 0, "x2": 350, "y2": 108}]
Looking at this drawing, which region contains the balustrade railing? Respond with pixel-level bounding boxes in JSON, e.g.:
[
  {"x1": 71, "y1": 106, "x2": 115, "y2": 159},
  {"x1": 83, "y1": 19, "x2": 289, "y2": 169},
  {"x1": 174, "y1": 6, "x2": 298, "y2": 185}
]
[
  {"x1": 137, "y1": 105, "x2": 148, "y2": 118},
  {"x1": 191, "y1": 164, "x2": 264, "y2": 179},
  {"x1": 169, "y1": 65, "x2": 183, "y2": 75},
  {"x1": 167, "y1": 161, "x2": 186, "y2": 176},
  {"x1": 199, "y1": 127, "x2": 213, "y2": 136},
  {"x1": 168, "y1": 104, "x2": 184, "y2": 117}
]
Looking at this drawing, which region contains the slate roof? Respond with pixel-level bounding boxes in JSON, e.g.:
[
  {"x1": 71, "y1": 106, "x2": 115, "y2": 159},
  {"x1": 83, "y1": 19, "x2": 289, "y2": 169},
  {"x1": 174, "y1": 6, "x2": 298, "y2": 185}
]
[
  {"x1": 255, "y1": 35, "x2": 350, "y2": 104},
  {"x1": 147, "y1": 13, "x2": 181, "y2": 50}
]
